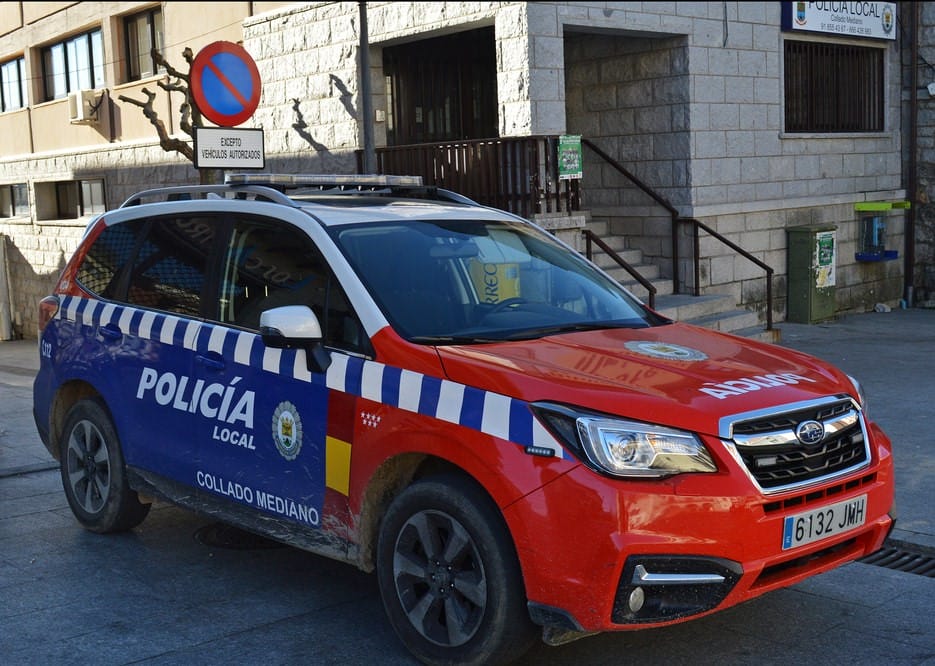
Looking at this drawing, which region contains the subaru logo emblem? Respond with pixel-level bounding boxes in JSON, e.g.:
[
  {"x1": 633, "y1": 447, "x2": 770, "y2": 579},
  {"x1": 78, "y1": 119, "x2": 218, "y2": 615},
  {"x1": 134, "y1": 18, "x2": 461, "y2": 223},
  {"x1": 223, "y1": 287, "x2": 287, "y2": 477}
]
[{"x1": 795, "y1": 420, "x2": 825, "y2": 446}]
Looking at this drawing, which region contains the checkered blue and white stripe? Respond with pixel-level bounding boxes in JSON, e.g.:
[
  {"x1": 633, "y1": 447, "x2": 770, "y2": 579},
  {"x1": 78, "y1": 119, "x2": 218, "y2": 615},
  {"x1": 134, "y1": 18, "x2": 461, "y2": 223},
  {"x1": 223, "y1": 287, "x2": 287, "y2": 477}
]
[{"x1": 57, "y1": 296, "x2": 567, "y2": 458}]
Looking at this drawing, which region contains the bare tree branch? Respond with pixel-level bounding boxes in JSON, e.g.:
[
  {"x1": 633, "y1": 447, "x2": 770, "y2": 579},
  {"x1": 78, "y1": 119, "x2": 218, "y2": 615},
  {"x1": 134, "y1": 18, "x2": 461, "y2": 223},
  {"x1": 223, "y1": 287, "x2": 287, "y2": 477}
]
[
  {"x1": 119, "y1": 47, "x2": 221, "y2": 183},
  {"x1": 117, "y1": 87, "x2": 194, "y2": 161},
  {"x1": 152, "y1": 48, "x2": 202, "y2": 138},
  {"x1": 154, "y1": 48, "x2": 191, "y2": 82},
  {"x1": 155, "y1": 79, "x2": 194, "y2": 138}
]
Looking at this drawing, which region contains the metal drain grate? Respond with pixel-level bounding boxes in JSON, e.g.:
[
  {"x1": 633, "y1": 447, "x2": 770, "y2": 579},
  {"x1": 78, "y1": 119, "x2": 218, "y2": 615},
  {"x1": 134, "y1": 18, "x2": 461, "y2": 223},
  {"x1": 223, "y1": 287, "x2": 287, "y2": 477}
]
[{"x1": 859, "y1": 543, "x2": 935, "y2": 577}]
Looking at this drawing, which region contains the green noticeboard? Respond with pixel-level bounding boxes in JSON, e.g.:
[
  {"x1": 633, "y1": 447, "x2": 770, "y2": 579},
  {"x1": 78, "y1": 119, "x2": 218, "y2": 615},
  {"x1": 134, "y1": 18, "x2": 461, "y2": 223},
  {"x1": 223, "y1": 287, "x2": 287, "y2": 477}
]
[{"x1": 558, "y1": 135, "x2": 582, "y2": 180}]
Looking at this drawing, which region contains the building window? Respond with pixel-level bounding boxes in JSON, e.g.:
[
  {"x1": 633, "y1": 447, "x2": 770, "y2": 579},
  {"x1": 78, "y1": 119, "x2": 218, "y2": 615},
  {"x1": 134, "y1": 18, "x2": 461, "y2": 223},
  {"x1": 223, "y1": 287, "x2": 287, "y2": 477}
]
[
  {"x1": 383, "y1": 27, "x2": 497, "y2": 145},
  {"x1": 784, "y1": 40, "x2": 884, "y2": 133},
  {"x1": 1, "y1": 57, "x2": 27, "y2": 111},
  {"x1": 36, "y1": 179, "x2": 105, "y2": 220},
  {"x1": 0, "y1": 183, "x2": 29, "y2": 217},
  {"x1": 125, "y1": 8, "x2": 164, "y2": 81},
  {"x1": 81, "y1": 180, "x2": 106, "y2": 215},
  {"x1": 42, "y1": 29, "x2": 105, "y2": 101}
]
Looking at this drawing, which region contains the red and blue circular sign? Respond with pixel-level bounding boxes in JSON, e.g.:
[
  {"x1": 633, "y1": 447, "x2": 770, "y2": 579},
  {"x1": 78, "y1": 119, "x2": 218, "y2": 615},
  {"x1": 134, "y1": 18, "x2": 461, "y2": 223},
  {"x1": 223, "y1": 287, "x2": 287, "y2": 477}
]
[{"x1": 190, "y1": 41, "x2": 261, "y2": 127}]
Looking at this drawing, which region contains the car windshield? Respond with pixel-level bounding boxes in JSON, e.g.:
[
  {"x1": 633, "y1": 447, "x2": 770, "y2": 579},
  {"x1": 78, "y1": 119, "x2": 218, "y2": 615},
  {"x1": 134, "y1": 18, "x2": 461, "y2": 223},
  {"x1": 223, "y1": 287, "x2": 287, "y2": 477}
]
[{"x1": 331, "y1": 218, "x2": 665, "y2": 343}]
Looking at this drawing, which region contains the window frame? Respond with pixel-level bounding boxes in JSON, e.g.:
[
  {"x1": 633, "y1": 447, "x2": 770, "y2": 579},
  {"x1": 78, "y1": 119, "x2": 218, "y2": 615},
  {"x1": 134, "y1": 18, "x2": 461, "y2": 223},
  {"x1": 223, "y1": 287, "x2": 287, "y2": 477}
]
[
  {"x1": 0, "y1": 57, "x2": 27, "y2": 112},
  {"x1": 0, "y1": 183, "x2": 29, "y2": 218},
  {"x1": 783, "y1": 37, "x2": 886, "y2": 135},
  {"x1": 124, "y1": 7, "x2": 164, "y2": 82},
  {"x1": 78, "y1": 210, "x2": 370, "y2": 355},
  {"x1": 216, "y1": 214, "x2": 371, "y2": 356},
  {"x1": 122, "y1": 216, "x2": 215, "y2": 317},
  {"x1": 41, "y1": 28, "x2": 105, "y2": 101},
  {"x1": 35, "y1": 179, "x2": 106, "y2": 220},
  {"x1": 75, "y1": 218, "x2": 148, "y2": 300}
]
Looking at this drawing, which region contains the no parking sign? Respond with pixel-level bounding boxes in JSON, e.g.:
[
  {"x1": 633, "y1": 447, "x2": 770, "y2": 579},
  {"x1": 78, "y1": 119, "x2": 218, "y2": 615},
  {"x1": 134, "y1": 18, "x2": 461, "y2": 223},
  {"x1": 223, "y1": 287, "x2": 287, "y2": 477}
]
[{"x1": 190, "y1": 41, "x2": 261, "y2": 127}]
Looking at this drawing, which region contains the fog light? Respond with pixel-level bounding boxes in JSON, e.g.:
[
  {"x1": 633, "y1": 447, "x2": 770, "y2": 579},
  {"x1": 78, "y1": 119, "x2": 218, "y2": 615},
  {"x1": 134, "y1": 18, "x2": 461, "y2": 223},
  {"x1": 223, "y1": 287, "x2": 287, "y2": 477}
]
[
  {"x1": 628, "y1": 586, "x2": 645, "y2": 613},
  {"x1": 613, "y1": 556, "x2": 743, "y2": 624}
]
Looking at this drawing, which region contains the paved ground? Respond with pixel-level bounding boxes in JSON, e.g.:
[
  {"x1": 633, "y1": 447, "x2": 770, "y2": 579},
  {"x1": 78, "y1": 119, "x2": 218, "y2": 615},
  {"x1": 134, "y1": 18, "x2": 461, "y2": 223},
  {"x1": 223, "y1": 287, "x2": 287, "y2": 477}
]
[
  {"x1": 1, "y1": 309, "x2": 933, "y2": 664},
  {"x1": 779, "y1": 309, "x2": 935, "y2": 552}
]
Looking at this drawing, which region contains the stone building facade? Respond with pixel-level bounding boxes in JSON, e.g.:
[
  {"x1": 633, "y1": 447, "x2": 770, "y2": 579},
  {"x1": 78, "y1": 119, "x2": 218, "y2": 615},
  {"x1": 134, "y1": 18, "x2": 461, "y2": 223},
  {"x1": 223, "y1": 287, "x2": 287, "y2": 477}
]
[
  {"x1": 0, "y1": 1, "x2": 921, "y2": 338},
  {"x1": 912, "y1": 2, "x2": 935, "y2": 302}
]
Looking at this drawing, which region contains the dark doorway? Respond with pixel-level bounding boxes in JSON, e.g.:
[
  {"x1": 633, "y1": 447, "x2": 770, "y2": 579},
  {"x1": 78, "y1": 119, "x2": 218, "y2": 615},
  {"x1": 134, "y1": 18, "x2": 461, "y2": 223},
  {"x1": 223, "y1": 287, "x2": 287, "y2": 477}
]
[{"x1": 383, "y1": 27, "x2": 497, "y2": 145}]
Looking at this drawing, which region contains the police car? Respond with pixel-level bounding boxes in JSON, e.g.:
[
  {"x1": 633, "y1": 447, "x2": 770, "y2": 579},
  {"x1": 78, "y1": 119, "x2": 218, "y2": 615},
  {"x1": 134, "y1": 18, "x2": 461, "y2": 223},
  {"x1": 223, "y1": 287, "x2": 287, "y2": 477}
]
[{"x1": 33, "y1": 174, "x2": 895, "y2": 665}]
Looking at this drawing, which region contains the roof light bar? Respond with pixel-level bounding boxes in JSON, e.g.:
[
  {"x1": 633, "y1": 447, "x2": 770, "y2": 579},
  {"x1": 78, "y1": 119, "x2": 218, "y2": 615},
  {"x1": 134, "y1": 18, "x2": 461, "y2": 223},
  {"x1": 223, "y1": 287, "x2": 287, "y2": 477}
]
[{"x1": 225, "y1": 173, "x2": 424, "y2": 188}]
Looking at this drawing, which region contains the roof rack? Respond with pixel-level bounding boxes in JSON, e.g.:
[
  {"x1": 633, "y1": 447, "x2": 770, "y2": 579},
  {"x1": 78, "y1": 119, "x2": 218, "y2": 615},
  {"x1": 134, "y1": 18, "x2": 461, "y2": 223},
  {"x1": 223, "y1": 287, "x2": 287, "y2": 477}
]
[
  {"x1": 225, "y1": 173, "x2": 482, "y2": 207},
  {"x1": 118, "y1": 173, "x2": 482, "y2": 209},
  {"x1": 119, "y1": 184, "x2": 295, "y2": 208},
  {"x1": 225, "y1": 173, "x2": 424, "y2": 189}
]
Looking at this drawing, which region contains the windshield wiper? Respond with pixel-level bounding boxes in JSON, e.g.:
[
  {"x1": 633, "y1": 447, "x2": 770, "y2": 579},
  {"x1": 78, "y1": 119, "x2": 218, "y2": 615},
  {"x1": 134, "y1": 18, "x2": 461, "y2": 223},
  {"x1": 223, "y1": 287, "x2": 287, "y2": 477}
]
[
  {"x1": 409, "y1": 335, "x2": 504, "y2": 345},
  {"x1": 410, "y1": 321, "x2": 648, "y2": 345},
  {"x1": 499, "y1": 321, "x2": 647, "y2": 341}
]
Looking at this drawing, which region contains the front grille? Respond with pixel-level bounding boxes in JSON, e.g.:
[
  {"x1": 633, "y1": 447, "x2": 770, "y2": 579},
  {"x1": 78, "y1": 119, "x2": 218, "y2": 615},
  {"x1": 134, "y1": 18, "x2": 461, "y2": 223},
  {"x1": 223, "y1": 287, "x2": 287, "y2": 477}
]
[
  {"x1": 732, "y1": 401, "x2": 850, "y2": 436},
  {"x1": 729, "y1": 398, "x2": 869, "y2": 492},
  {"x1": 762, "y1": 473, "x2": 877, "y2": 513}
]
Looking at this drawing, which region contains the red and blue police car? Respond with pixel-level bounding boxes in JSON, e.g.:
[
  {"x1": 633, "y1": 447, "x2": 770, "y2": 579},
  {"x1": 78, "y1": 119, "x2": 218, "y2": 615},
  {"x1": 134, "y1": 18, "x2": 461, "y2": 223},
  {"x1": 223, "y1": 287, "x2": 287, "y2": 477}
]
[{"x1": 33, "y1": 174, "x2": 895, "y2": 664}]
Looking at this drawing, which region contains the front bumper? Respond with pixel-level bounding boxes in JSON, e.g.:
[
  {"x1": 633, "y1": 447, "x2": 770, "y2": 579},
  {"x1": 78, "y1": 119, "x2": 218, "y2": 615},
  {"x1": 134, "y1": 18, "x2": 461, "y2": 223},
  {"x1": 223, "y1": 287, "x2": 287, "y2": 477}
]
[{"x1": 506, "y1": 427, "x2": 895, "y2": 633}]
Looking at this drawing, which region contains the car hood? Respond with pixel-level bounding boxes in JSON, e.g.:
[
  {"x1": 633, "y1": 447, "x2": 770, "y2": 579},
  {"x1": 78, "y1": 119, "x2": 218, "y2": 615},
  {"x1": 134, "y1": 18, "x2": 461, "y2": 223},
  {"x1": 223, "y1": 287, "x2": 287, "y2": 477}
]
[{"x1": 436, "y1": 322, "x2": 854, "y2": 438}]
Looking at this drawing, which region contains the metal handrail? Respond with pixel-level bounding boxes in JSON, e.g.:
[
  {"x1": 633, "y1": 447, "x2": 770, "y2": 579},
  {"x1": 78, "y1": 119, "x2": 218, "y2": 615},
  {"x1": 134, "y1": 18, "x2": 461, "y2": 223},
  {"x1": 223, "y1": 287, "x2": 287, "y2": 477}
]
[
  {"x1": 580, "y1": 138, "x2": 683, "y2": 291},
  {"x1": 583, "y1": 229, "x2": 656, "y2": 309},
  {"x1": 581, "y1": 138, "x2": 773, "y2": 330},
  {"x1": 687, "y1": 217, "x2": 774, "y2": 331}
]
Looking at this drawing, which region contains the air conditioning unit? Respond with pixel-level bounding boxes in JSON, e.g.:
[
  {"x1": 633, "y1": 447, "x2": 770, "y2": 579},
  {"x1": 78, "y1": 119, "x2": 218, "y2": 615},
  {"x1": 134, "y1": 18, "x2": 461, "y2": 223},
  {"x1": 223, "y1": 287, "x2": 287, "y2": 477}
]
[{"x1": 68, "y1": 89, "x2": 100, "y2": 125}]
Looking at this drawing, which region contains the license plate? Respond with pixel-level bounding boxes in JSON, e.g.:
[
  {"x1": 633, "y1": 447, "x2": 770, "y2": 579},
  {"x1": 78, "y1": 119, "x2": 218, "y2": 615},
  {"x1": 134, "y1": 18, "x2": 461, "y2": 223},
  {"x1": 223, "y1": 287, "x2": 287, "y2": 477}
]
[{"x1": 782, "y1": 494, "x2": 867, "y2": 550}]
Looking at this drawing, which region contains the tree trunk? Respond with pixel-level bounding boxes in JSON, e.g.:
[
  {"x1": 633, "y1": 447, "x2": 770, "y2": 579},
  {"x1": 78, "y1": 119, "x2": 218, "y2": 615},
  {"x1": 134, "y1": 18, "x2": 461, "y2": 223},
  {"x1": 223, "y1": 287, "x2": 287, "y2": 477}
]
[{"x1": 199, "y1": 168, "x2": 224, "y2": 185}]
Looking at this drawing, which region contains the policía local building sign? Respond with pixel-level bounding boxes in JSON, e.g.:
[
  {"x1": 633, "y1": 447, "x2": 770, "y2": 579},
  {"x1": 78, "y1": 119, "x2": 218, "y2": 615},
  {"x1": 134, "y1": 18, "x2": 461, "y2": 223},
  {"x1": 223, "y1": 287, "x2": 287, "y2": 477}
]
[{"x1": 782, "y1": 2, "x2": 896, "y2": 40}]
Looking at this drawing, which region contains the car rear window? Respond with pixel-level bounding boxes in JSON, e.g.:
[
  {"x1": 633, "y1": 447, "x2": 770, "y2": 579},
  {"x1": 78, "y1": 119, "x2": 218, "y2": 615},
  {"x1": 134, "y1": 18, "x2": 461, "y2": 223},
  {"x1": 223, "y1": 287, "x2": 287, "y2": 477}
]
[{"x1": 76, "y1": 219, "x2": 145, "y2": 298}]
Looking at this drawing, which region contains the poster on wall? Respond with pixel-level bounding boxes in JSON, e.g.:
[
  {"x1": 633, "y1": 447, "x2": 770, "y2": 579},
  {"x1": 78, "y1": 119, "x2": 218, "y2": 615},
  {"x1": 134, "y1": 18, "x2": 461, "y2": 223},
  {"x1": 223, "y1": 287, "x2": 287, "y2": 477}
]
[
  {"x1": 558, "y1": 135, "x2": 582, "y2": 180},
  {"x1": 781, "y1": 2, "x2": 896, "y2": 41},
  {"x1": 815, "y1": 230, "x2": 836, "y2": 289}
]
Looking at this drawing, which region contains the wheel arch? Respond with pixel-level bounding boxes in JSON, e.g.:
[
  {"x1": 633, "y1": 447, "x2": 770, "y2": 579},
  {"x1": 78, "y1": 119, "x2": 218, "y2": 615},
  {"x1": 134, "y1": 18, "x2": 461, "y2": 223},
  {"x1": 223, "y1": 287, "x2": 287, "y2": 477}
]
[
  {"x1": 354, "y1": 453, "x2": 521, "y2": 579},
  {"x1": 47, "y1": 380, "x2": 102, "y2": 459}
]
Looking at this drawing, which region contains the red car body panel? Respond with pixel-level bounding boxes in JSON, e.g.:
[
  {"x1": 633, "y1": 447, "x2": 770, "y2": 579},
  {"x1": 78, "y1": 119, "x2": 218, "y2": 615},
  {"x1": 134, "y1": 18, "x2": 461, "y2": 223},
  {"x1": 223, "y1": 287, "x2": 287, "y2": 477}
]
[{"x1": 348, "y1": 322, "x2": 894, "y2": 631}]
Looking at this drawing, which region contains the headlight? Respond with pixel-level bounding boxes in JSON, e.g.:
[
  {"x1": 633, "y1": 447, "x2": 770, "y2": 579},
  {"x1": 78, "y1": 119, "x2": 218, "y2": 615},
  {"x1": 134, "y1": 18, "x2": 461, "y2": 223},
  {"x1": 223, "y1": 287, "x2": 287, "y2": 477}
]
[
  {"x1": 533, "y1": 403, "x2": 716, "y2": 478},
  {"x1": 847, "y1": 374, "x2": 868, "y2": 414}
]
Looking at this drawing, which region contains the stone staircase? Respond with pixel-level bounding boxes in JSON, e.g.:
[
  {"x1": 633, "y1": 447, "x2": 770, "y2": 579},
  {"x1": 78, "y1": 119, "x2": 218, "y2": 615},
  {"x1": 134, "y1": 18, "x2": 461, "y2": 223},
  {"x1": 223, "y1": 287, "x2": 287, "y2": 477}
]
[
  {"x1": 653, "y1": 293, "x2": 780, "y2": 343},
  {"x1": 584, "y1": 220, "x2": 780, "y2": 343}
]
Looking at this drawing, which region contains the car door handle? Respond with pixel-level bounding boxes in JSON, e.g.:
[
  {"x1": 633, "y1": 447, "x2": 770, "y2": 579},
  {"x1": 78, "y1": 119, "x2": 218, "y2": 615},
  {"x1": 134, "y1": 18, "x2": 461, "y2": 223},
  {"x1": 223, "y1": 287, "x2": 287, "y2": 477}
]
[
  {"x1": 195, "y1": 353, "x2": 226, "y2": 371},
  {"x1": 98, "y1": 324, "x2": 122, "y2": 341}
]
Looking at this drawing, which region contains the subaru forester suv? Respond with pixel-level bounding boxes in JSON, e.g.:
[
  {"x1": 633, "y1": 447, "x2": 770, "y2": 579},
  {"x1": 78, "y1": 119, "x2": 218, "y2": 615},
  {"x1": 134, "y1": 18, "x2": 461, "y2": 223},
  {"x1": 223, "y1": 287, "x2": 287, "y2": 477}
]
[{"x1": 34, "y1": 174, "x2": 895, "y2": 665}]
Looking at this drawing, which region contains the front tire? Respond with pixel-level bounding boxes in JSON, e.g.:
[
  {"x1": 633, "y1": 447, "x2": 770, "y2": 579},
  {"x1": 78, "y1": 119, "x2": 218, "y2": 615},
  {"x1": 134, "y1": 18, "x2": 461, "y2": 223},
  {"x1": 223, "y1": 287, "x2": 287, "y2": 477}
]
[
  {"x1": 376, "y1": 474, "x2": 536, "y2": 665},
  {"x1": 59, "y1": 398, "x2": 150, "y2": 533}
]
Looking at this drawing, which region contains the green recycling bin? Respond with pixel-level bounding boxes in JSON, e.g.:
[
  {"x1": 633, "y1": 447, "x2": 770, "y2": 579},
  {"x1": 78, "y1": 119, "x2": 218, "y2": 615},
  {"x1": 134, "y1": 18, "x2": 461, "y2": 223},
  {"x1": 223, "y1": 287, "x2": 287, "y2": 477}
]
[{"x1": 787, "y1": 224, "x2": 837, "y2": 324}]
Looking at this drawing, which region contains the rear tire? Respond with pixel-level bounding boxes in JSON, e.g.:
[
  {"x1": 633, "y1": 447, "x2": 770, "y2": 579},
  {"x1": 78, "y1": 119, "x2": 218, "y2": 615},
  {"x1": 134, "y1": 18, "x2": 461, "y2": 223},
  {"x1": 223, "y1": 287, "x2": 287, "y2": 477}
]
[
  {"x1": 376, "y1": 474, "x2": 537, "y2": 665},
  {"x1": 59, "y1": 398, "x2": 150, "y2": 533}
]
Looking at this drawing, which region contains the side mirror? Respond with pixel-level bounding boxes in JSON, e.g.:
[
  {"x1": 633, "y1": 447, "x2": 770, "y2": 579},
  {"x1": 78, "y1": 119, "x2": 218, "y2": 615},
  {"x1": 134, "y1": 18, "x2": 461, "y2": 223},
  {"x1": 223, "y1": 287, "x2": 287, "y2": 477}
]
[{"x1": 259, "y1": 305, "x2": 331, "y2": 373}]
